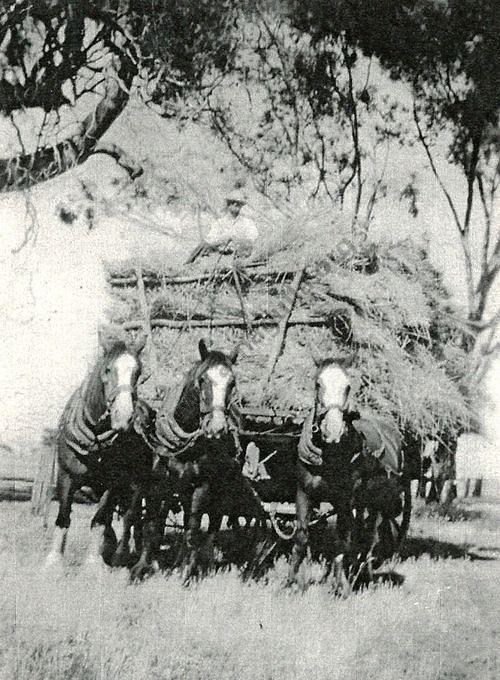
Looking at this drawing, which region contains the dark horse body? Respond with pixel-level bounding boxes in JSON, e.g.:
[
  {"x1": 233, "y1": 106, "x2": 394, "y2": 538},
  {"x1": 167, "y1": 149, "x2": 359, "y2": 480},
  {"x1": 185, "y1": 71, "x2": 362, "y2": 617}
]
[
  {"x1": 288, "y1": 359, "x2": 404, "y2": 590},
  {"x1": 45, "y1": 330, "x2": 153, "y2": 570},
  {"x1": 131, "y1": 339, "x2": 264, "y2": 582}
]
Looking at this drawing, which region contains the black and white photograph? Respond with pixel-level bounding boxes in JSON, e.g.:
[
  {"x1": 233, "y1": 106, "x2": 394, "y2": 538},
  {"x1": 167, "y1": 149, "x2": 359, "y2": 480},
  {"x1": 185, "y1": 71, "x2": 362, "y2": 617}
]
[{"x1": 0, "y1": 1, "x2": 499, "y2": 678}]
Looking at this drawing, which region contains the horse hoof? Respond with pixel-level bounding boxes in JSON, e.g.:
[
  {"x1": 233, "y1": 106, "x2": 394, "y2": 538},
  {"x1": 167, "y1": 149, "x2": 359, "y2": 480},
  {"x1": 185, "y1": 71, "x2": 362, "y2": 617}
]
[
  {"x1": 43, "y1": 553, "x2": 65, "y2": 577},
  {"x1": 285, "y1": 579, "x2": 306, "y2": 594},
  {"x1": 112, "y1": 549, "x2": 132, "y2": 568},
  {"x1": 331, "y1": 579, "x2": 351, "y2": 598},
  {"x1": 129, "y1": 562, "x2": 154, "y2": 583},
  {"x1": 100, "y1": 528, "x2": 118, "y2": 566},
  {"x1": 181, "y1": 566, "x2": 199, "y2": 587}
]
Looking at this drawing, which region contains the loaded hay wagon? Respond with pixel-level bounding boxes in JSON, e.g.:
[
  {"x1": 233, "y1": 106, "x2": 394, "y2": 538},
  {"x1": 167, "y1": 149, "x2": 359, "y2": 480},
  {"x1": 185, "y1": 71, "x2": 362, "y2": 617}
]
[{"x1": 106, "y1": 231, "x2": 471, "y2": 558}]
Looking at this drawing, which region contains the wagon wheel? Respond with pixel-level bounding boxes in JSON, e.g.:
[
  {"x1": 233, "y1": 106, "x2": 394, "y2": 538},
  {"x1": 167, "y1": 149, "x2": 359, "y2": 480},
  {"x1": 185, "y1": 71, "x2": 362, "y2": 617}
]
[{"x1": 268, "y1": 504, "x2": 297, "y2": 541}]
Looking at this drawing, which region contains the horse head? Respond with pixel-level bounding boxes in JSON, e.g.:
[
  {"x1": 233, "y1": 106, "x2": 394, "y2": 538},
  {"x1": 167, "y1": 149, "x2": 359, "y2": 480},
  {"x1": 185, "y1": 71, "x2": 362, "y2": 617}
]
[
  {"x1": 193, "y1": 338, "x2": 238, "y2": 439},
  {"x1": 313, "y1": 358, "x2": 351, "y2": 444},
  {"x1": 98, "y1": 327, "x2": 146, "y2": 432}
]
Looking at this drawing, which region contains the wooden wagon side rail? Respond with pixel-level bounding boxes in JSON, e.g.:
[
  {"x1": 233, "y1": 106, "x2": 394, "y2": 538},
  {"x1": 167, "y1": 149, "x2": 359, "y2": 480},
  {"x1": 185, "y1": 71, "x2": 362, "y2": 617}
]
[
  {"x1": 108, "y1": 264, "x2": 301, "y2": 287},
  {"x1": 121, "y1": 312, "x2": 347, "y2": 331}
]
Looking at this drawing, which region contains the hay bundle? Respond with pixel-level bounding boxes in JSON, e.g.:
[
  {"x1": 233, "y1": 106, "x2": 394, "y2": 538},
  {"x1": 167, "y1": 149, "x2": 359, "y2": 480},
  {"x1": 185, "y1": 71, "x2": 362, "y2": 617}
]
[{"x1": 106, "y1": 225, "x2": 472, "y2": 441}]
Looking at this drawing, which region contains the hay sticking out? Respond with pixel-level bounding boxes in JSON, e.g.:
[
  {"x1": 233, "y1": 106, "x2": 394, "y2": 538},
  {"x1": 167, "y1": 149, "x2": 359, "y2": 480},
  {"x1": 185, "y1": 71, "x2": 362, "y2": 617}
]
[{"x1": 108, "y1": 226, "x2": 472, "y2": 440}]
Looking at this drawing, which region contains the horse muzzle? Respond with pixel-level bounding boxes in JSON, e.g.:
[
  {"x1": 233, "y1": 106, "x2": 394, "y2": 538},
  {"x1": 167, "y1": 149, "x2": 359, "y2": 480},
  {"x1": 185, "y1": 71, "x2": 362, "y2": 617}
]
[
  {"x1": 108, "y1": 385, "x2": 135, "y2": 432},
  {"x1": 320, "y1": 407, "x2": 345, "y2": 444},
  {"x1": 201, "y1": 409, "x2": 228, "y2": 439}
]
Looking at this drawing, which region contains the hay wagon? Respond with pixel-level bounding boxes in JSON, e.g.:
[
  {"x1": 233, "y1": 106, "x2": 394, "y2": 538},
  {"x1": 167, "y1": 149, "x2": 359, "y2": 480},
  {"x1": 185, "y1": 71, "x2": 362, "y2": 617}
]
[{"x1": 109, "y1": 242, "x2": 414, "y2": 553}]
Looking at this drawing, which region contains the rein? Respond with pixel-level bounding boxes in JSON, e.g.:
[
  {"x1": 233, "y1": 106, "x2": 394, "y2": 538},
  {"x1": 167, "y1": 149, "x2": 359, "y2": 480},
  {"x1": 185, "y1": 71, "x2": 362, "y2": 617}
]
[{"x1": 297, "y1": 409, "x2": 324, "y2": 466}]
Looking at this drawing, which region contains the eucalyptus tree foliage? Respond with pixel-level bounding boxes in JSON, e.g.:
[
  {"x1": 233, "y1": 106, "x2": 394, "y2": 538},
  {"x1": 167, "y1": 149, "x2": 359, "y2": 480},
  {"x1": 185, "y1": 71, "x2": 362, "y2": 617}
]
[
  {"x1": 290, "y1": 0, "x2": 500, "y2": 373},
  {"x1": 201, "y1": 2, "x2": 399, "y2": 232},
  {"x1": 0, "y1": 0, "x2": 239, "y2": 191}
]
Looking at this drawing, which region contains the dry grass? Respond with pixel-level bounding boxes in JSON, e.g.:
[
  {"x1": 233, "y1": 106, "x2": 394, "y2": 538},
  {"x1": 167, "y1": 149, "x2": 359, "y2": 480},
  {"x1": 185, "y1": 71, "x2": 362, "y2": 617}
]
[{"x1": 1, "y1": 500, "x2": 499, "y2": 680}]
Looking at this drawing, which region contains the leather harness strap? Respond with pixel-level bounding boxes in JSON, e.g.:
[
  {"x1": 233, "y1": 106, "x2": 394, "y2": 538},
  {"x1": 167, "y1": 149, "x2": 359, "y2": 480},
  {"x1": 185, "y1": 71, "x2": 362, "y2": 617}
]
[{"x1": 298, "y1": 409, "x2": 324, "y2": 466}]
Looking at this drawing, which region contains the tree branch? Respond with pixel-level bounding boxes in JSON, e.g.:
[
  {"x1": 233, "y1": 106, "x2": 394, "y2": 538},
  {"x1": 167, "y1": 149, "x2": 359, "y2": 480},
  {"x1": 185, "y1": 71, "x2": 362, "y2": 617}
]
[
  {"x1": 462, "y1": 131, "x2": 482, "y2": 239},
  {"x1": 91, "y1": 141, "x2": 143, "y2": 179},
  {"x1": 0, "y1": 55, "x2": 137, "y2": 192},
  {"x1": 477, "y1": 172, "x2": 492, "y2": 278},
  {"x1": 413, "y1": 102, "x2": 462, "y2": 232}
]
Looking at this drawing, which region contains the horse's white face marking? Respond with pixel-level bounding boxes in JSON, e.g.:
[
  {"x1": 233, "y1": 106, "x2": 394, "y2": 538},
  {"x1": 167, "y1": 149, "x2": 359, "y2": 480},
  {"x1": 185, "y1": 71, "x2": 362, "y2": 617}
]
[
  {"x1": 317, "y1": 365, "x2": 350, "y2": 409},
  {"x1": 317, "y1": 364, "x2": 350, "y2": 444},
  {"x1": 110, "y1": 352, "x2": 138, "y2": 431},
  {"x1": 207, "y1": 364, "x2": 232, "y2": 408},
  {"x1": 204, "y1": 364, "x2": 232, "y2": 438}
]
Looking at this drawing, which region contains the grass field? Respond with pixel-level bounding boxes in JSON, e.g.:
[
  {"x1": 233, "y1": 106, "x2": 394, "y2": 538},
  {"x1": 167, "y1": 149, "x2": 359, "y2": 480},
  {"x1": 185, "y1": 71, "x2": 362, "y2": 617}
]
[{"x1": 1, "y1": 499, "x2": 499, "y2": 680}]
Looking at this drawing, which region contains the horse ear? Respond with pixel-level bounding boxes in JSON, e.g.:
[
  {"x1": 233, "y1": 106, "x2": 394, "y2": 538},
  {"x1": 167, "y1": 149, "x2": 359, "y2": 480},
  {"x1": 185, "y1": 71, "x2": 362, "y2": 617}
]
[
  {"x1": 341, "y1": 351, "x2": 355, "y2": 368},
  {"x1": 229, "y1": 343, "x2": 240, "y2": 364},
  {"x1": 132, "y1": 332, "x2": 147, "y2": 355},
  {"x1": 199, "y1": 338, "x2": 209, "y2": 361},
  {"x1": 98, "y1": 324, "x2": 120, "y2": 353},
  {"x1": 311, "y1": 346, "x2": 322, "y2": 367}
]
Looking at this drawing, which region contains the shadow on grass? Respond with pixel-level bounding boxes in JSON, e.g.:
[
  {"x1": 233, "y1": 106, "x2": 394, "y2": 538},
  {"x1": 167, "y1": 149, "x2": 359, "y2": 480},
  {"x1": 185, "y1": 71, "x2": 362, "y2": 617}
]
[
  {"x1": 150, "y1": 514, "x2": 499, "y2": 589},
  {"x1": 413, "y1": 502, "x2": 483, "y2": 523},
  {"x1": 400, "y1": 536, "x2": 500, "y2": 562}
]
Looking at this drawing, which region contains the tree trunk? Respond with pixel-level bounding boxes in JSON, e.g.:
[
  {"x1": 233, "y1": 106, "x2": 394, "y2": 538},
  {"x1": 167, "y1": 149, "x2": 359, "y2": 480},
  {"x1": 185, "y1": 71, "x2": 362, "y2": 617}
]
[{"x1": 0, "y1": 56, "x2": 137, "y2": 193}]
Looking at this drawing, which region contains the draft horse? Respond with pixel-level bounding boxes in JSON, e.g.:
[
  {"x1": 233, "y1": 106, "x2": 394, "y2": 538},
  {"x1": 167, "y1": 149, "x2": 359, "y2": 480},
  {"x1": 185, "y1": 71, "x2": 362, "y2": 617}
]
[
  {"x1": 45, "y1": 327, "x2": 153, "y2": 570},
  {"x1": 131, "y1": 339, "x2": 264, "y2": 583},
  {"x1": 287, "y1": 358, "x2": 405, "y2": 591}
]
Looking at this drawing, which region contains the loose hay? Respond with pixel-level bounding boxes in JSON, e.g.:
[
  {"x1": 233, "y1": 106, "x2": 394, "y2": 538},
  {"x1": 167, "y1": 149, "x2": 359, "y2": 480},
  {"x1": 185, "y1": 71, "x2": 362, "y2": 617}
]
[{"x1": 106, "y1": 222, "x2": 472, "y2": 441}]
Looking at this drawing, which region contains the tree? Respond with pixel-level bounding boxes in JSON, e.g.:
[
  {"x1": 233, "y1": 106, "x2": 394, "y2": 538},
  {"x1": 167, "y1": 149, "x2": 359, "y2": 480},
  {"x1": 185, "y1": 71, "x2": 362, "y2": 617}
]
[
  {"x1": 200, "y1": 2, "x2": 394, "y2": 234},
  {"x1": 290, "y1": 0, "x2": 500, "y2": 379},
  {"x1": 0, "y1": 0, "x2": 239, "y2": 192}
]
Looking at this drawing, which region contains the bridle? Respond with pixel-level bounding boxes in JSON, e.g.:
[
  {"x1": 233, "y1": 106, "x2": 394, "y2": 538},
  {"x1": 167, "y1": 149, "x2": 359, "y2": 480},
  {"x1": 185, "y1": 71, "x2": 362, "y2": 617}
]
[
  {"x1": 312, "y1": 400, "x2": 347, "y2": 433},
  {"x1": 101, "y1": 383, "x2": 137, "y2": 428},
  {"x1": 197, "y1": 364, "x2": 235, "y2": 422},
  {"x1": 312, "y1": 372, "x2": 351, "y2": 440}
]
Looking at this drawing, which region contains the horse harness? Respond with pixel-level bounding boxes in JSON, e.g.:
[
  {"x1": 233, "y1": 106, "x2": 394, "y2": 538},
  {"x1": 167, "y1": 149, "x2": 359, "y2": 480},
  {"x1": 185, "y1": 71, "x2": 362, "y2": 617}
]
[
  {"x1": 60, "y1": 379, "x2": 139, "y2": 459},
  {"x1": 298, "y1": 407, "x2": 402, "y2": 476},
  {"x1": 154, "y1": 381, "x2": 242, "y2": 460}
]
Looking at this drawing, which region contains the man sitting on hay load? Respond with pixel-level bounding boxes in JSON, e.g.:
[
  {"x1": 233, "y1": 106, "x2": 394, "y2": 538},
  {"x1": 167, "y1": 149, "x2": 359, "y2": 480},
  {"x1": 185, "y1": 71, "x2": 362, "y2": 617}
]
[{"x1": 186, "y1": 188, "x2": 258, "y2": 263}]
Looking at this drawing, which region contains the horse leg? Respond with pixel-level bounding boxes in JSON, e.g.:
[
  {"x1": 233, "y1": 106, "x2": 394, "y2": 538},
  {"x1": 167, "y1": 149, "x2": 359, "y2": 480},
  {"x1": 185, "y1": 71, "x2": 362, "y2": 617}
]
[
  {"x1": 85, "y1": 488, "x2": 115, "y2": 568},
  {"x1": 363, "y1": 510, "x2": 383, "y2": 582},
  {"x1": 182, "y1": 481, "x2": 209, "y2": 584},
  {"x1": 113, "y1": 485, "x2": 141, "y2": 567},
  {"x1": 331, "y1": 504, "x2": 353, "y2": 596},
  {"x1": 129, "y1": 477, "x2": 165, "y2": 581},
  {"x1": 204, "y1": 507, "x2": 223, "y2": 571},
  {"x1": 45, "y1": 469, "x2": 74, "y2": 569},
  {"x1": 287, "y1": 485, "x2": 311, "y2": 588}
]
